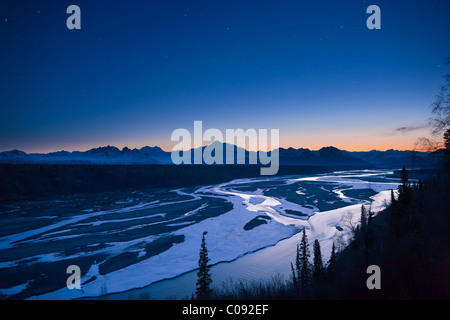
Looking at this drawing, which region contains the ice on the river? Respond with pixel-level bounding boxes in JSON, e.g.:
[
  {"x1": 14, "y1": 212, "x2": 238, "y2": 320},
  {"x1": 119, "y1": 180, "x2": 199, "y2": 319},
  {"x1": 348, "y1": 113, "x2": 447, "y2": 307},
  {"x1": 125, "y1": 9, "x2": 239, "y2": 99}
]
[{"x1": 0, "y1": 169, "x2": 399, "y2": 300}]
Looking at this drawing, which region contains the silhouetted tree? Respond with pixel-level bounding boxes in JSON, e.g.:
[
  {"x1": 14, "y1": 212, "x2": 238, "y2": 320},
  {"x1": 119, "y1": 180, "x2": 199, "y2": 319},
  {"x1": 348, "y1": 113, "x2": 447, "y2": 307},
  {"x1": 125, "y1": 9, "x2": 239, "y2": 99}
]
[
  {"x1": 360, "y1": 205, "x2": 367, "y2": 232},
  {"x1": 390, "y1": 189, "x2": 396, "y2": 207},
  {"x1": 430, "y1": 56, "x2": 450, "y2": 135},
  {"x1": 313, "y1": 239, "x2": 324, "y2": 282},
  {"x1": 398, "y1": 166, "x2": 411, "y2": 204},
  {"x1": 291, "y1": 262, "x2": 298, "y2": 289},
  {"x1": 444, "y1": 129, "x2": 450, "y2": 168},
  {"x1": 196, "y1": 233, "x2": 213, "y2": 299},
  {"x1": 298, "y1": 228, "x2": 311, "y2": 286},
  {"x1": 415, "y1": 56, "x2": 450, "y2": 153},
  {"x1": 291, "y1": 228, "x2": 311, "y2": 288},
  {"x1": 445, "y1": 129, "x2": 450, "y2": 152},
  {"x1": 418, "y1": 179, "x2": 424, "y2": 191},
  {"x1": 365, "y1": 205, "x2": 376, "y2": 258},
  {"x1": 327, "y1": 242, "x2": 337, "y2": 280},
  {"x1": 367, "y1": 205, "x2": 374, "y2": 230},
  {"x1": 295, "y1": 243, "x2": 301, "y2": 281}
]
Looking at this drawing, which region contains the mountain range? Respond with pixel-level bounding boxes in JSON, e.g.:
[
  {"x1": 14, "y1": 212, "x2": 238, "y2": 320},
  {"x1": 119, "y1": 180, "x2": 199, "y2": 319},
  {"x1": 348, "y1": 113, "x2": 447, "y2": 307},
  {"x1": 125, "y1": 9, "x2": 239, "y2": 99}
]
[{"x1": 0, "y1": 142, "x2": 442, "y2": 168}]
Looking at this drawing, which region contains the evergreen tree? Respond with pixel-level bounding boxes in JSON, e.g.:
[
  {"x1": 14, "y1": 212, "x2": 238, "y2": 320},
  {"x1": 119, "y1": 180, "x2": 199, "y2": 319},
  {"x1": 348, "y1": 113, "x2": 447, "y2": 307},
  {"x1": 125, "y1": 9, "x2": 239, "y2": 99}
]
[
  {"x1": 313, "y1": 239, "x2": 324, "y2": 281},
  {"x1": 298, "y1": 228, "x2": 311, "y2": 286},
  {"x1": 390, "y1": 189, "x2": 396, "y2": 205},
  {"x1": 292, "y1": 243, "x2": 302, "y2": 289},
  {"x1": 365, "y1": 206, "x2": 375, "y2": 258},
  {"x1": 445, "y1": 129, "x2": 450, "y2": 152},
  {"x1": 291, "y1": 262, "x2": 298, "y2": 288},
  {"x1": 295, "y1": 243, "x2": 301, "y2": 282},
  {"x1": 398, "y1": 166, "x2": 411, "y2": 203},
  {"x1": 444, "y1": 130, "x2": 450, "y2": 168},
  {"x1": 390, "y1": 189, "x2": 398, "y2": 228},
  {"x1": 196, "y1": 233, "x2": 213, "y2": 299},
  {"x1": 327, "y1": 242, "x2": 337, "y2": 280},
  {"x1": 401, "y1": 166, "x2": 409, "y2": 188},
  {"x1": 367, "y1": 206, "x2": 374, "y2": 229},
  {"x1": 360, "y1": 205, "x2": 367, "y2": 232}
]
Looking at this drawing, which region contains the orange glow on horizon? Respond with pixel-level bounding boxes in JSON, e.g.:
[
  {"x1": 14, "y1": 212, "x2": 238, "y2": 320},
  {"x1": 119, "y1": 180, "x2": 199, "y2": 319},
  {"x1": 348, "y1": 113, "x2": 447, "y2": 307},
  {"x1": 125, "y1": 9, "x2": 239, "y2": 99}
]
[
  {"x1": 279, "y1": 142, "x2": 418, "y2": 152},
  {"x1": 15, "y1": 140, "x2": 420, "y2": 154},
  {"x1": 10, "y1": 129, "x2": 428, "y2": 154}
]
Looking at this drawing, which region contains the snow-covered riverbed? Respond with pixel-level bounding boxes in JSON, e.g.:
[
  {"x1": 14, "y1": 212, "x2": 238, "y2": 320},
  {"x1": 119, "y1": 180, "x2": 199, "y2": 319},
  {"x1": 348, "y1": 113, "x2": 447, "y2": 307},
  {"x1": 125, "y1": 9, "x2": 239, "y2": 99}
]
[{"x1": 0, "y1": 169, "x2": 400, "y2": 300}]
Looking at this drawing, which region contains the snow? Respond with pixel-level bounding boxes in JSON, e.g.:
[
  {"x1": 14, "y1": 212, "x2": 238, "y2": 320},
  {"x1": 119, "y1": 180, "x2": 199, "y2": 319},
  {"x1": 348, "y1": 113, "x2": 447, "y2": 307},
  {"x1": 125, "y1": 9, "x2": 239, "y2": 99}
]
[
  {"x1": 183, "y1": 203, "x2": 208, "y2": 217},
  {"x1": 0, "y1": 201, "x2": 161, "y2": 250},
  {"x1": 166, "y1": 221, "x2": 195, "y2": 227},
  {"x1": 72, "y1": 213, "x2": 167, "y2": 227},
  {"x1": 1, "y1": 169, "x2": 399, "y2": 300},
  {"x1": 0, "y1": 281, "x2": 31, "y2": 297},
  {"x1": 30, "y1": 188, "x2": 298, "y2": 299},
  {"x1": 333, "y1": 187, "x2": 354, "y2": 203}
]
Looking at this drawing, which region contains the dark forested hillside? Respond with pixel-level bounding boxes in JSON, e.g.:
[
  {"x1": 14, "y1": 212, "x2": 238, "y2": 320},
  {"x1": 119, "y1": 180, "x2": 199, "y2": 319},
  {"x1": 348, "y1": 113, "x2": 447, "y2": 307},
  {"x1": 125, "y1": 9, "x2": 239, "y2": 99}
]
[
  {"x1": 211, "y1": 166, "x2": 450, "y2": 300},
  {"x1": 324, "y1": 167, "x2": 450, "y2": 299},
  {"x1": 0, "y1": 164, "x2": 350, "y2": 203}
]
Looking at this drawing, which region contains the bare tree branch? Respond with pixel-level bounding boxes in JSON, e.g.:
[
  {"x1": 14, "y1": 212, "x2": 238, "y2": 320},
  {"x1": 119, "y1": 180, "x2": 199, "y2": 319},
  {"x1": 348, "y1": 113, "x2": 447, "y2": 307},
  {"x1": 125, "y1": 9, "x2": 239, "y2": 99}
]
[{"x1": 430, "y1": 55, "x2": 450, "y2": 135}]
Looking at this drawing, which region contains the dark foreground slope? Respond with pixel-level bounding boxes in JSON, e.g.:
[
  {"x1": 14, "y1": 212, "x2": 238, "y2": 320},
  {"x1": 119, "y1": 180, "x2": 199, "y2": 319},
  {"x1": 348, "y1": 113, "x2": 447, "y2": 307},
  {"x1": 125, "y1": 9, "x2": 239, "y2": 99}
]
[
  {"x1": 212, "y1": 167, "x2": 450, "y2": 300},
  {"x1": 325, "y1": 169, "x2": 450, "y2": 299}
]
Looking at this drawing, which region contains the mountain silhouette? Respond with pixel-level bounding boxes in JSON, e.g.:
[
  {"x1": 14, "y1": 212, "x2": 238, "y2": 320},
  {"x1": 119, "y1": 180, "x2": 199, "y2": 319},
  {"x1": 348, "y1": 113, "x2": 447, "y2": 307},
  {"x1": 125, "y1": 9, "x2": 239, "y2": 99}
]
[{"x1": 0, "y1": 142, "x2": 434, "y2": 167}]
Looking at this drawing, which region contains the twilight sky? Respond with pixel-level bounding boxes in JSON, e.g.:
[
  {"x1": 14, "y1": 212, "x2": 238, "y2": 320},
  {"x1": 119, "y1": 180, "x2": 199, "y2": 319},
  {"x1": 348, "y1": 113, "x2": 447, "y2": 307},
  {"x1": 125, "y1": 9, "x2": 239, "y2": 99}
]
[{"x1": 1, "y1": 0, "x2": 449, "y2": 153}]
